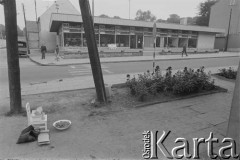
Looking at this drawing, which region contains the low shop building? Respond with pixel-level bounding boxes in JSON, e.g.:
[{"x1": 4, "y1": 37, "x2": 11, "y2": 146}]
[{"x1": 49, "y1": 13, "x2": 224, "y2": 54}]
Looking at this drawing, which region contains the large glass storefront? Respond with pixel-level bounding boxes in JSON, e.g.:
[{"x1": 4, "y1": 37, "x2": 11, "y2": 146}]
[
  {"x1": 60, "y1": 23, "x2": 199, "y2": 49},
  {"x1": 64, "y1": 33, "x2": 81, "y2": 47},
  {"x1": 100, "y1": 34, "x2": 114, "y2": 47},
  {"x1": 116, "y1": 35, "x2": 129, "y2": 47},
  {"x1": 188, "y1": 38, "x2": 197, "y2": 48}
]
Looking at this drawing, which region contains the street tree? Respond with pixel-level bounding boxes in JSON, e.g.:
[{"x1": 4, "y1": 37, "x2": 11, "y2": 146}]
[
  {"x1": 166, "y1": 14, "x2": 180, "y2": 24},
  {"x1": 78, "y1": 0, "x2": 107, "y2": 102},
  {"x1": 135, "y1": 10, "x2": 156, "y2": 22},
  {"x1": 1, "y1": 0, "x2": 22, "y2": 114},
  {"x1": 196, "y1": 0, "x2": 219, "y2": 26},
  {"x1": 0, "y1": 24, "x2": 24, "y2": 38}
]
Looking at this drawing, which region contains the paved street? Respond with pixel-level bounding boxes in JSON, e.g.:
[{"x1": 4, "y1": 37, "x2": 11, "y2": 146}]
[{"x1": 0, "y1": 49, "x2": 239, "y2": 86}]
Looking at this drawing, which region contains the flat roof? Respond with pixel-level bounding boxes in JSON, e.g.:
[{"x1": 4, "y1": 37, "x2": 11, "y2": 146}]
[{"x1": 49, "y1": 13, "x2": 225, "y2": 33}]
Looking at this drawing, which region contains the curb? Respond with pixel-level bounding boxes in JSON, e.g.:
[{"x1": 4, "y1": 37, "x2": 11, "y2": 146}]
[
  {"x1": 212, "y1": 74, "x2": 236, "y2": 83},
  {"x1": 134, "y1": 87, "x2": 228, "y2": 108},
  {"x1": 29, "y1": 55, "x2": 240, "y2": 66}
]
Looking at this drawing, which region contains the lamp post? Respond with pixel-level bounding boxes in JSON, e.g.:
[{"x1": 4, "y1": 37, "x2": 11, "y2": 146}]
[{"x1": 225, "y1": 0, "x2": 236, "y2": 51}]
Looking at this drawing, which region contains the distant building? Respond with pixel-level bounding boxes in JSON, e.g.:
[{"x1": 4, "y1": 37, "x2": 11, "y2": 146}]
[
  {"x1": 180, "y1": 18, "x2": 188, "y2": 25},
  {"x1": 29, "y1": 0, "x2": 225, "y2": 53},
  {"x1": 25, "y1": 21, "x2": 39, "y2": 49},
  {"x1": 209, "y1": 0, "x2": 240, "y2": 51}
]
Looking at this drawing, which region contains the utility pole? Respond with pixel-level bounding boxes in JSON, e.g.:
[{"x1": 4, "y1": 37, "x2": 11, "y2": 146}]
[
  {"x1": 34, "y1": 0, "x2": 40, "y2": 48},
  {"x1": 152, "y1": 22, "x2": 156, "y2": 72},
  {"x1": 2, "y1": 0, "x2": 22, "y2": 114},
  {"x1": 225, "y1": 0, "x2": 236, "y2": 52},
  {"x1": 78, "y1": 0, "x2": 107, "y2": 102},
  {"x1": 22, "y1": 3, "x2": 30, "y2": 54},
  {"x1": 225, "y1": 8, "x2": 232, "y2": 52}
]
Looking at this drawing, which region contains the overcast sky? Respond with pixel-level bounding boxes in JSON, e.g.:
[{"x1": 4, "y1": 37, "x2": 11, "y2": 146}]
[{"x1": 0, "y1": 0, "x2": 206, "y2": 29}]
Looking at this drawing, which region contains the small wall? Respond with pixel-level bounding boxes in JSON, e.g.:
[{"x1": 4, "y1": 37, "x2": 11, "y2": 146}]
[
  {"x1": 228, "y1": 34, "x2": 240, "y2": 50},
  {"x1": 63, "y1": 50, "x2": 143, "y2": 59},
  {"x1": 40, "y1": 31, "x2": 56, "y2": 52},
  {"x1": 143, "y1": 47, "x2": 218, "y2": 56},
  {"x1": 197, "y1": 32, "x2": 215, "y2": 49}
]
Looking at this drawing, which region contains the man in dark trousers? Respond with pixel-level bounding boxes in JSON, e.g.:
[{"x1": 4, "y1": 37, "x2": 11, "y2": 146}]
[
  {"x1": 40, "y1": 44, "x2": 47, "y2": 59},
  {"x1": 182, "y1": 44, "x2": 188, "y2": 57}
]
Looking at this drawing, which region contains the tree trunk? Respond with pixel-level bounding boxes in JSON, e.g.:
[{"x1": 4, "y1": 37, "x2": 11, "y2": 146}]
[
  {"x1": 78, "y1": 0, "x2": 107, "y2": 102},
  {"x1": 3, "y1": 0, "x2": 22, "y2": 113}
]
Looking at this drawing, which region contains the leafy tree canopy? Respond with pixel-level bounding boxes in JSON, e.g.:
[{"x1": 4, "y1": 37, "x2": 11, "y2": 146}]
[
  {"x1": 135, "y1": 10, "x2": 156, "y2": 22},
  {"x1": 99, "y1": 14, "x2": 109, "y2": 18},
  {"x1": 196, "y1": 0, "x2": 218, "y2": 26},
  {"x1": 113, "y1": 16, "x2": 121, "y2": 19},
  {"x1": 166, "y1": 14, "x2": 180, "y2": 24},
  {"x1": 0, "y1": 24, "x2": 24, "y2": 38}
]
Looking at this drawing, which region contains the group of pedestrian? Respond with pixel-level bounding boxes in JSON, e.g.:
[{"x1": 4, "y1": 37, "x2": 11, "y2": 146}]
[{"x1": 40, "y1": 44, "x2": 60, "y2": 61}]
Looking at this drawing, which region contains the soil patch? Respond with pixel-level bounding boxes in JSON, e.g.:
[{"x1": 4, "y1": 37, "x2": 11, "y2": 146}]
[{"x1": 0, "y1": 85, "x2": 227, "y2": 117}]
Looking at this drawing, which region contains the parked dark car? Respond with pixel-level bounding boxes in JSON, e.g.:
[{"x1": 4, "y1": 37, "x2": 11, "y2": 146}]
[{"x1": 18, "y1": 41, "x2": 28, "y2": 56}]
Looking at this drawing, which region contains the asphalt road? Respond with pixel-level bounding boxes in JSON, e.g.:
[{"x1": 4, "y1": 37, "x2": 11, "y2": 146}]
[{"x1": 0, "y1": 49, "x2": 239, "y2": 86}]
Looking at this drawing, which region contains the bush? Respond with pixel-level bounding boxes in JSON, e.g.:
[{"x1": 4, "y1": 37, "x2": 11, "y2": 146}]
[
  {"x1": 126, "y1": 66, "x2": 216, "y2": 101},
  {"x1": 218, "y1": 67, "x2": 237, "y2": 79}
]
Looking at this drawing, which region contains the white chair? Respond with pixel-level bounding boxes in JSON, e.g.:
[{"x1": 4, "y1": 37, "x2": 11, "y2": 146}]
[{"x1": 26, "y1": 102, "x2": 48, "y2": 131}]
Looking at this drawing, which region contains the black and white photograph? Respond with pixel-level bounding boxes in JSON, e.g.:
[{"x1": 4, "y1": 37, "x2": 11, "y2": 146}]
[{"x1": 0, "y1": 0, "x2": 239, "y2": 159}]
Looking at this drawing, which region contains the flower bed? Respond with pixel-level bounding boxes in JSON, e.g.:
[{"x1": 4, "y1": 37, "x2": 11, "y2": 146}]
[
  {"x1": 217, "y1": 67, "x2": 237, "y2": 80},
  {"x1": 126, "y1": 66, "x2": 220, "y2": 102}
]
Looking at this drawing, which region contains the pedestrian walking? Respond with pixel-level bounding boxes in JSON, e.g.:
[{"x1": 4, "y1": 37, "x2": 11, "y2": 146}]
[
  {"x1": 55, "y1": 45, "x2": 60, "y2": 61},
  {"x1": 182, "y1": 44, "x2": 188, "y2": 57},
  {"x1": 40, "y1": 44, "x2": 47, "y2": 59}
]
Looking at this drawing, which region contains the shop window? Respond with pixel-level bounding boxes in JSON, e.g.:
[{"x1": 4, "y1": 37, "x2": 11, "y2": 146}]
[
  {"x1": 64, "y1": 33, "x2": 81, "y2": 47},
  {"x1": 156, "y1": 37, "x2": 161, "y2": 47},
  {"x1": 188, "y1": 38, "x2": 197, "y2": 48},
  {"x1": 168, "y1": 37, "x2": 178, "y2": 48},
  {"x1": 100, "y1": 34, "x2": 114, "y2": 47},
  {"x1": 178, "y1": 38, "x2": 188, "y2": 47},
  {"x1": 116, "y1": 35, "x2": 129, "y2": 47}
]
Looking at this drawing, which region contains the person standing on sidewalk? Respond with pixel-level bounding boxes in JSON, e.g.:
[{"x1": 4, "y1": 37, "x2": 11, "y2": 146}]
[
  {"x1": 40, "y1": 44, "x2": 47, "y2": 59},
  {"x1": 182, "y1": 44, "x2": 188, "y2": 57},
  {"x1": 55, "y1": 45, "x2": 60, "y2": 61}
]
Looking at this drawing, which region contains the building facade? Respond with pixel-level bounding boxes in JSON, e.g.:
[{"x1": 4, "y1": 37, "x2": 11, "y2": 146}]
[
  {"x1": 49, "y1": 13, "x2": 224, "y2": 53},
  {"x1": 209, "y1": 0, "x2": 240, "y2": 51},
  {"x1": 32, "y1": 0, "x2": 225, "y2": 53}
]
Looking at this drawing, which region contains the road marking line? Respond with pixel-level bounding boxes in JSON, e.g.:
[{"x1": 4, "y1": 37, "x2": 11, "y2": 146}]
[
  {"x1": 68, "y1": 69, "x2": 91, "y2": 72},
  {"x1": 104, "y1": 69, "x2": 113, "y2": 74},
  {"x1": 70, "y1": 66, "x2": 76, "y2": 68},
  {"x1": 70, "y1": 72, "x2": 91, "y2": 76},
  {"x1": 69, "y1": 70, "x2": 91, "y2": 73}
]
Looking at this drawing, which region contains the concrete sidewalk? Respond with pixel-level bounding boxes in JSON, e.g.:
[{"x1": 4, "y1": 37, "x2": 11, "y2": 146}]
[
  {"x1": 0, "y1": 66, "x2": 238, "y2": 100},
  {"x1": 29, "y1": 50, "x2": 240, "y2": 66}
]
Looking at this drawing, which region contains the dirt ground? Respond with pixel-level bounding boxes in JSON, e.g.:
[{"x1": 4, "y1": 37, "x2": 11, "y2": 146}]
[{"x1": 0, "y1": 80, "x2": 237, "y2": 159}]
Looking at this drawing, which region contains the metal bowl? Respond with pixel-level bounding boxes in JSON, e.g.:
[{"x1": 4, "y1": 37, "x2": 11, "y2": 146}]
[{"x1": 53, "y1": 120, "x2": 71, "y2": 130}]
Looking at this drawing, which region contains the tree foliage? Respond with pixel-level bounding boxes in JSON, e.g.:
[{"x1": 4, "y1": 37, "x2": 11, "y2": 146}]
[
  {"x1": 166, "y1": 14, "x2": 180, "y2": 24},
  {"x1": 196, "y1": 0, "x2": 218, "y2": 26},
  {"x1": 156, "y1": 19, "x2": 166, "y2": 23},
  {"x1": 135, "y1": 10, "x2": 156, "y2": 22},
  {"x1": 113, "y1": 16, "x2": 121, "y2": 19},
  {"x1": 99, "y1": 14, "x2": 109, "y2": 18},
  {"x1": 0, "y1": 24, "x2": 24, "y2": 38}
]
